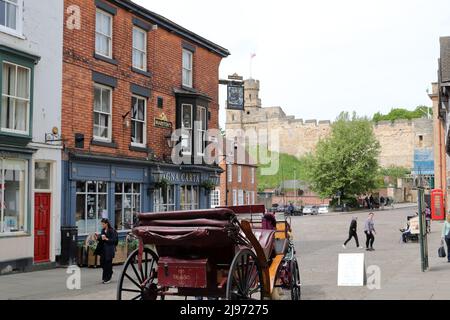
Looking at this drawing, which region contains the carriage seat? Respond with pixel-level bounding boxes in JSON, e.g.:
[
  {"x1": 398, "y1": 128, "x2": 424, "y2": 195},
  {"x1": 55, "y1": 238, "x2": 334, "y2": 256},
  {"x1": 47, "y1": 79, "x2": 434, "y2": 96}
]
[{"x1": 252, "y1": 229, "x2": 275, "y2": 260}]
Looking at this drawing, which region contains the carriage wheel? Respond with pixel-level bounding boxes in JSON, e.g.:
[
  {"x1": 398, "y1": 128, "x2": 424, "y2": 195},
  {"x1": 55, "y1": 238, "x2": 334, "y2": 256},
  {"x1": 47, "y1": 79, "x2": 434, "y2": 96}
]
[
  {"x1": 117, "y1": 248, "x2": 161, "y2": 300},
  {"x1": 226, "y1": 249, "x2": 264, "y2": 300},
  {"x1": 290, "y1": 258, "x2": 301, "y2": 300}
]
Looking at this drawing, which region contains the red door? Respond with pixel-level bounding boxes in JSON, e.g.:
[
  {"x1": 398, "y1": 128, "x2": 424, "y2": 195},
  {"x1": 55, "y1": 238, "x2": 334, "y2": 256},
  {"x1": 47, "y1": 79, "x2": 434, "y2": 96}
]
[{"x1": 34, "y1": 193, "x2": 51, "y2": 263}]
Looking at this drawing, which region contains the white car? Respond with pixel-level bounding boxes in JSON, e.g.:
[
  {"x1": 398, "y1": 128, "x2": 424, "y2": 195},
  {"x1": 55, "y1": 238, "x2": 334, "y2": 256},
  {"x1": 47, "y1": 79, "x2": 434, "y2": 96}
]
[
  {"x1": 318, "y1": 205, "x2": 329, "y2": 214},
  {"x1": 303, "y1": 205, "x2": 318, "y2": 215}
]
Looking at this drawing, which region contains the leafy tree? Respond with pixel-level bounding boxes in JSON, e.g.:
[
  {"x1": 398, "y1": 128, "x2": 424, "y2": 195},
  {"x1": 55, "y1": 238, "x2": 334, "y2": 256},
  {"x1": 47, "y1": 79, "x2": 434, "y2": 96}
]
[
  {"x1": 304, "y1": 112, "x2": 381, "y2": 198},
  {"x1": 372, "y1": 106, "x2": 432, "y2": 122},
  {"x1": 376, "y1": 165, "x2": 410, "y2": 188}
]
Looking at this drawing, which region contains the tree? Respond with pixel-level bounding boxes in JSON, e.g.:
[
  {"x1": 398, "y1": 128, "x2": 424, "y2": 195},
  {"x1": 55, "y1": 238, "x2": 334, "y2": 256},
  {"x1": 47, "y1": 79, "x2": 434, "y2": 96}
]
[
  {"x1": 372, "y1": 106, "x2": 432, "y2": 122},
  {"x1": 304, "y1": 112, "x2": 381, "y2": 199}
]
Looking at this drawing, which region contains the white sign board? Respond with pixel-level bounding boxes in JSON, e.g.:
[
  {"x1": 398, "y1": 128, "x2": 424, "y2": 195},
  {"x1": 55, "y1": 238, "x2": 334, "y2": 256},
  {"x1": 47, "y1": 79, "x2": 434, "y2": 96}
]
[{"x1": 337, "y1": 253, "x2": 365, "y2": 286}]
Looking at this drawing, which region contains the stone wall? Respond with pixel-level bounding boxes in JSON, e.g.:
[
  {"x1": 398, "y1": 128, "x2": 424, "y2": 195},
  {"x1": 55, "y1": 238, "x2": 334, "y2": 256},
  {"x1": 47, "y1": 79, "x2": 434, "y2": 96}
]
[{"x1": 226, "y1": 80, "x2": 433, "y2": 169}]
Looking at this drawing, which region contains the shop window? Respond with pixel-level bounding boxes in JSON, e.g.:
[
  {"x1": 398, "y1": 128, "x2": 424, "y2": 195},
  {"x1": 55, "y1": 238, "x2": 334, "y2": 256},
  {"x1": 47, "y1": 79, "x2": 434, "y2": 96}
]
[
  {"x1": 131, "y1": 95, "x2": 146, "y2": 146},
  {"x1": 34, "y1": 162, "x2": 51, "y2": 190},
  {"x1": 75, "y1": 181, "x2": 108, "y2": 235},
  {"x1": 95, "y1": 9, "x2": 113, "y2": 58},
  {"x1": 1, "y1": 62, "x2": 31, "y2": 135},
  {"x1": 154, "y1": 185, "x2": 175, "y2": 212},
  {"x1": 115, "y1": 182, "x2": 141, "y2": 231},
  {"x1": 132, "y1": 27, "x2": 147, "y2": 71},
  {"x1": 210, "y1": 188, "x2": 220, "y2": 208},
  {"x1": 180, "y1": 185, "x2": 199, "y2": 210},
  {"x1": 93, "y1": 84, "x2": 112, "y2": 141},
  {"x1": 0, "y1": 159, "x2": 27, "y2": 234}
]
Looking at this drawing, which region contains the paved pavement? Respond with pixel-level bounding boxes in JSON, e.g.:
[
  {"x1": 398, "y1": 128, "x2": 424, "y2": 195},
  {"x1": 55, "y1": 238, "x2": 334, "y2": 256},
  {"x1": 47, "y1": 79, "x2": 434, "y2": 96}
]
[{"x1": 1, "y1": 202, "x2": 449, "y2": 300}]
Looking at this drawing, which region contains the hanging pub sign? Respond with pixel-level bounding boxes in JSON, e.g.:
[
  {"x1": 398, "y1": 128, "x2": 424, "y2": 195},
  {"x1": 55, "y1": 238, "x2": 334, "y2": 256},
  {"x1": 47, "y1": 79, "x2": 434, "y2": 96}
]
[
  {"x1": 227, "y1": 84, "x2": 244, "y2": 110},
  {"x1": 154, "y1": 112, "x2": 172, "y2": 129}
]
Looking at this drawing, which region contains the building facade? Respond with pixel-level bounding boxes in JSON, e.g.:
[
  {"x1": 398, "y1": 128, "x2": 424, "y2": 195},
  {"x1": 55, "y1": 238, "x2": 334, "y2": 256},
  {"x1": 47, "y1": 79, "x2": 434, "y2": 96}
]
[
  {"x1": 61, "y1": 0, "x2": 229, "y2": 242},
  {"x1": 213, "y1": 143, "x2": 257, "y2": 208},
  {"x1": 431, "y1": 37, "x2": 450, "y2": 212},
  {"x1": 0, "y1": 0, "x2": 64, "y2": 273}
]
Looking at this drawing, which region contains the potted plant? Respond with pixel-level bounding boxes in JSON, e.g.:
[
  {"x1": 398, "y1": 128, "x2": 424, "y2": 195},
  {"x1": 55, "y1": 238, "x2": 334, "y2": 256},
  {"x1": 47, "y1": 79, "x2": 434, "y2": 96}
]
[
  {"x1": 154, "y1": 178, "x2": 169, "y2": 190},
  {"x1": 113, "y1": 239, "x2": 127, "y2": 264}
]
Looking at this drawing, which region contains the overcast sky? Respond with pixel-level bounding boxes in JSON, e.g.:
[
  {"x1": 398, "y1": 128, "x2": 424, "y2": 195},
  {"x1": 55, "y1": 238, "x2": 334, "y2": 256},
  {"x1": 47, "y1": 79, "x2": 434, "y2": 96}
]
[{"x1": 135, "y1": 0, "x2": 450, "y2": 126}]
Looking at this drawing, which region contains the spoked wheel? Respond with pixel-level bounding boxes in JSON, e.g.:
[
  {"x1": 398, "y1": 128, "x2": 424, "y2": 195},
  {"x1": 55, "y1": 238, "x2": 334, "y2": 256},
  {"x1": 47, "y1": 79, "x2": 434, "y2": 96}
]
[
  {"x1": 290, "y1": 258, "x2": 301, "y2": 300},
  {"x1": 117, "y1": 248, "x2": 161, "y2": 300},
  {"x1": 226, "y1": 249, "x2": 264, "y2": 300}
]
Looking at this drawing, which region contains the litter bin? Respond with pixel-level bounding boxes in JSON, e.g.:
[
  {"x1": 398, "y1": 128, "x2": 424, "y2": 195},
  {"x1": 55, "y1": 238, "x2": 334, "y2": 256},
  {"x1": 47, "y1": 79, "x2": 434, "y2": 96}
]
[{"x1": 60, "y1": 226, "x2": 78, "y2": 266}]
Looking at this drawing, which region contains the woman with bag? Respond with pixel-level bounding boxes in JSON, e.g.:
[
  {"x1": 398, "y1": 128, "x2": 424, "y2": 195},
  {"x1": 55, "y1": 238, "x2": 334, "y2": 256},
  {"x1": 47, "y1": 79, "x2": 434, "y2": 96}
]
[
  {"x1": 441, "y1": 214, "x2": 450, "y2": 262},
  {"x1": 95, "y1": 218, "x2": 117, "y2": 283}
]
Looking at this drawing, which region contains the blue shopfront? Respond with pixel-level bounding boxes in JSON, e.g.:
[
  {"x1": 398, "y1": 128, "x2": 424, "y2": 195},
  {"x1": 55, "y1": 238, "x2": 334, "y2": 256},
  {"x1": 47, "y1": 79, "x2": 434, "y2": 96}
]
[{"x1": 61, "y1": 153, "x2": 221, "y2": 240}]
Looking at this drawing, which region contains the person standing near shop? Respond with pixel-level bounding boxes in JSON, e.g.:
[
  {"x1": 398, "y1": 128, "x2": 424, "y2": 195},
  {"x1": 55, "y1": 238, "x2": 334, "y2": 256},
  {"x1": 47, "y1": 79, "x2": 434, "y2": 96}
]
[
  {"x1": 342, "y1": 217, "x2": 362, "y2": 249},
  {"x1": 95, "y1": 218, "x2": 117, "y2": 284},
  {"x1": 364, "y1": 212, "x2": 376, "y2": 251},
  {"x1": 441, "y1": 214, "x2": 450, "y2": 262}
]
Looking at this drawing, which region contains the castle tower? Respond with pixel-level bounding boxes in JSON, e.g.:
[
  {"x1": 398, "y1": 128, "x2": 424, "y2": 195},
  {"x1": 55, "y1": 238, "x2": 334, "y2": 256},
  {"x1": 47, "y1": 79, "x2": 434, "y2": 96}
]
[{"x1": 244, "y1": 78, "x2": 262, "y2": 109}]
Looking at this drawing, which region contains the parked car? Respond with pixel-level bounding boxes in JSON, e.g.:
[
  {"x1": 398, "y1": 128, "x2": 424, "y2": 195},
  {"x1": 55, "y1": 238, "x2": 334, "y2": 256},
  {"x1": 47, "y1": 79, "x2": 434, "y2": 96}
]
[
  {"x1": 293, "y1": 206, "x2": 303, "y2": 216},
  {"x1": 318, "y1": 205, "x2": 329, "y2": 214},
  {"x1": 303, "y1": 205, "x2": 318, "y2": 215}
]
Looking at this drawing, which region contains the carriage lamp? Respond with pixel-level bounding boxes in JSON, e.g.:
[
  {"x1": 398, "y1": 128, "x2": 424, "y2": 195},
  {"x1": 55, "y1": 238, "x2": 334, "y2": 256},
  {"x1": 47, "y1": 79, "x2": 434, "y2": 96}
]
[{"x1": 152, "y1": 165, "x2": 164, "y2": 184}]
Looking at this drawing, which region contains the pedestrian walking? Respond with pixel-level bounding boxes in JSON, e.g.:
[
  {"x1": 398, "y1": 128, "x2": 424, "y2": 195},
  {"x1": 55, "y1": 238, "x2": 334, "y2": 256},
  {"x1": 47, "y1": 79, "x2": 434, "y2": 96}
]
[
  {"x1": 425, "y1": 204, "x2": 431, "y2": 233},
  {"x1": 369, "y1": 195, "x2": 375, "y2": 210},
  {"x1": 380, "y1": 196, "x2": 385, "y2": 210},
  {"x1": 343, "y1": 217, "x2": 362, "y2": 249},
  {"x1": 95, "y1": 218, "x2": 117, "y2": 284},
  {"x1": 364, "y1": 195, "x2": 370, "y2": 209},
  {"x1": 364, "y1": 212, "x2": 376, "y2": 251},
  {"x1": 441, "y1": 214, "x2": 450, "y2": 262}
]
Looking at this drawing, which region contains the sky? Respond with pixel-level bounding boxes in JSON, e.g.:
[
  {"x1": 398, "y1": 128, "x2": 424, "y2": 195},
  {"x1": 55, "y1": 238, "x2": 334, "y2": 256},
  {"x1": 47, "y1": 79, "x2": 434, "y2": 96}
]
[{"x1": 134, "y1": 0, "x2": 450, "y2": 126}]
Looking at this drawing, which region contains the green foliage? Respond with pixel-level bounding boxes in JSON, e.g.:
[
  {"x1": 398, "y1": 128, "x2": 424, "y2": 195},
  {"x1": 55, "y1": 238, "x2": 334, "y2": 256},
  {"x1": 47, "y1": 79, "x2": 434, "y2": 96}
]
[
  {"x1": 253, "y1": 149, "x2": 309, "y2": 190},
  {"x1": 304, "y1": 112, "x2": 381, "y2": 198},
  {"x1": 200, "y1": 180, "x2": 216, "y2": 191},
  {"x1": 372, "y1": 106, "x2": 432, "y2": 123},
  {"x1": 376, "y1": 165, "x2": 410, "y2": 187}
]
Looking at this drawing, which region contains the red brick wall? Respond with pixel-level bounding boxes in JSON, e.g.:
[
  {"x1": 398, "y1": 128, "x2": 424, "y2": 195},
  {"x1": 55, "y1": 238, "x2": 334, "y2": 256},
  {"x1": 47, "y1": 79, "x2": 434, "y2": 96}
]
[
  {"x1": 219, "y1": 161, "x2": 258, "y2": 206},
  {"x1": 62, "y1": 0, "x2": 222, "y2": 159}
]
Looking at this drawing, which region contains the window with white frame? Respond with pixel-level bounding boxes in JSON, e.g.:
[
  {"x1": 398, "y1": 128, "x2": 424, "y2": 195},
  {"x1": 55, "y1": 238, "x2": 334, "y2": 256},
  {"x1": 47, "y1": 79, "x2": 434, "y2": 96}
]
[
  {"x1": 1, "y1": 62, "x2": 30, "y2": 134},
  {"x1": 238, "y1": 189, "x2": 244, "y2": 205},
  {"x1": 93, "y1": 84, "x2": 112, "y2": 141},
  {"x1": 181, "y1": 104, "x2": 192, "y2": 155},
  {"x1": 154, "y1": 185, "x2": 175, "y2": 212},
  {"x1": 131, "y1": 95, "x2": 146, "y2": 146},
  {"x1": 0, "y1": 159, "x2": 27, "y2": 234},
  {"x1": 227, "y1": 164, "x2": 232, "y2": 182},
  {"x1": 75, "y1": 181, "x2": 108, "y2": 235},
  {"x1": 180, "y1": 185, "x2": 199, "y2": 210},
  {"x1": 251, "y1": 168, "x2": 255, "y2": 184},
  {"x1": 132, "y1": 27, "x2": 147, "y2": 71},
  {"x1": 114, "y1": 183, "x2": 141, "y2": 231},
  {"x1": 237, "y1": 166, "x2": 242, "y2": 183},
  {"x1": 210, "y1": 188, "x2": 220, "y2": 208},
  {"x1": 95, "y1": 9, "x2": 113, "y2": 58},
  {"x1": 246, "y1": 191, "x2": 251, "y2": 205},
  {"x1": 0, "y1": 0, "x2": 22, "y2": 34},
  {"x1": 196, "y1": 106, "x2": 207, "y2": 156},
  {"x1": 232, "y1": 189, "x2": 237, "y2": 206},
  {"x1": 34, "y1": 162, "x2": 51, "y2": 191},
  {"x1": 182, "y1": 49, "x2": 193, "y2": 88},
  {"x1": 252, "y1": 191, "x2": 255, "y2": 204}
]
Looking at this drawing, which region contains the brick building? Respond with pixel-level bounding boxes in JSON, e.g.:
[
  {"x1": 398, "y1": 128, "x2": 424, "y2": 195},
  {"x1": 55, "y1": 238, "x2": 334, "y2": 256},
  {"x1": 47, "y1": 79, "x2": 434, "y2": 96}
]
[
  {"x1": 211, "y1": 142, "x2": 257, "y2": 207},
  {"x1": 61, "y1": 0, "x2": 229, "y2": 239}
]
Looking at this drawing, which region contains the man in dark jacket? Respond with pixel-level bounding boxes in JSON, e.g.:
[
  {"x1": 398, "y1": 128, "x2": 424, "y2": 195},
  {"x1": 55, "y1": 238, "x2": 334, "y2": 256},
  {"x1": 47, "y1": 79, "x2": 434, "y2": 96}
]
[
  {"x1": 343, "y1": 217, "x2": 362, "y2": 249},
  {"x1": 95, "y1": 218, "x2": 117, "y2": 284}
]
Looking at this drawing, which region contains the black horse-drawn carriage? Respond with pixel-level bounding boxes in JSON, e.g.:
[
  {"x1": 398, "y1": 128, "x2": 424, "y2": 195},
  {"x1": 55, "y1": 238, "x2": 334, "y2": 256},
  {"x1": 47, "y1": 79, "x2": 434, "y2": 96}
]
[{"x1": 117, "y1": 205, "x2": 301, "y2": 300}]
